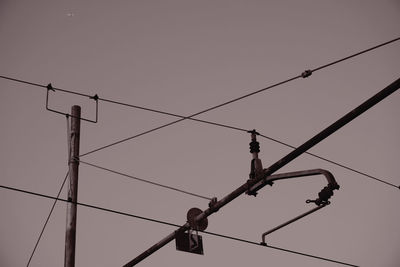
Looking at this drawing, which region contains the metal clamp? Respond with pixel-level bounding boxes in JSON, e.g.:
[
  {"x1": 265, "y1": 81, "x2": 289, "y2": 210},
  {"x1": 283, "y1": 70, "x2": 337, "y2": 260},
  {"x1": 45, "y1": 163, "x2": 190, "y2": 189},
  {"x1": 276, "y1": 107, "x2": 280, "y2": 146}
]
[
  {"x1": 301, "y1": 69, "x2": 313, "y2": 78},
  {"x1": 247, "y1": 129, "x2": 264, "y2": 196}
]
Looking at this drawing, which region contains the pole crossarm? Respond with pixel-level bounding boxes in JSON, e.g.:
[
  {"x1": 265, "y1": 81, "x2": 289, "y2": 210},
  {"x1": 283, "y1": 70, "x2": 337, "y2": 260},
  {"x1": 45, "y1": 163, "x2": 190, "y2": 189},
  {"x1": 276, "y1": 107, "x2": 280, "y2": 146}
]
[{"x1": 123, "y1": 77, "x2": 400, "y2": 266}]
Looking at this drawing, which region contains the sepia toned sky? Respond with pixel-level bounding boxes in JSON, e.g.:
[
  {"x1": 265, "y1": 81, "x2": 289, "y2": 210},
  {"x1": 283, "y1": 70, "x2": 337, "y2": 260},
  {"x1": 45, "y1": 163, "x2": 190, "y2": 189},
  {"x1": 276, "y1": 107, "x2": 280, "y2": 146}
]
[{"x1": 1, "y1": 1, "x2": 399, "y2": 266}]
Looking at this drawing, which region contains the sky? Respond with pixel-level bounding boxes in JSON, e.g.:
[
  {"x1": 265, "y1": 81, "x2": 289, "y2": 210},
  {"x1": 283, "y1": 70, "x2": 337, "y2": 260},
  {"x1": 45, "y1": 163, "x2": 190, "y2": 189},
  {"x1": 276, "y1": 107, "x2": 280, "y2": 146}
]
[{"x1": 1, "y1": 1, "x2": 399, "y2": 266}]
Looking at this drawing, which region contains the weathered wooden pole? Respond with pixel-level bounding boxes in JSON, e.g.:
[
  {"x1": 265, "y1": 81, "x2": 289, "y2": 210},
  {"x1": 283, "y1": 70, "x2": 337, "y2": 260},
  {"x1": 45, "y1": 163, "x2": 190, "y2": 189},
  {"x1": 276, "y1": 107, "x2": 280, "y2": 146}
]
[{"x1": 65, "y1": 106, "x2": 81, "y2": 267}]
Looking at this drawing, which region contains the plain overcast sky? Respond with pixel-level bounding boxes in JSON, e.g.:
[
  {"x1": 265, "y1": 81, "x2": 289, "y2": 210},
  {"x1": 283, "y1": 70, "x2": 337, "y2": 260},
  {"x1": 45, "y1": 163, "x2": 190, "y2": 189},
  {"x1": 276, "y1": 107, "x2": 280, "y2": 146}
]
[{"x1": 1, "y1": 1, "x2": 399, "y2": 266}]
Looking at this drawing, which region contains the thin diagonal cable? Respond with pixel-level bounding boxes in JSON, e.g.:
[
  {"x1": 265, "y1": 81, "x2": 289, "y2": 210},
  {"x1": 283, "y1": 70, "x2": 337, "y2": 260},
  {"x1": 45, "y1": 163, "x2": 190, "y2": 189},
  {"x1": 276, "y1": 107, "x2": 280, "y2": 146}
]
[
  {"x1": 0, "y1": 76, "x2": 396, "y2": 189},
  {"x1": 1, "y1": 37, "x2": 399, "y2": 189},
  {"x1": 201, "y1": 230, "x2": 358, "y2": 267},
  {"x1": 98, "y1": 97, "x2": 249, "y2": 132},
  {"x1": 1, "y1": 184, "x2": 357, "y2": 267},
  {"x1": 26, "y1": 115, "x2": 72, "y2": 266},
  {"x1": 0, "y1": 75, "x2": 247, "y2": 133},
  {"x1": 80, "y1": 36, "x2": 400, "y2": 157},
  {"x1": 0, "y1": 184, "x2": 181, "y2": 227},
  {"x1": 79, "y1": 160, "x2": 212, "y2": 201},
  {"x1": 258, "y1": 133, "x2": 399, "y2": 188},
  {"x1": 1, "y1": 36, "x2": 399, "y2": 155},
  {"x1": 79, "y1": 75, "x2": 301, "y2": 157},
  {"x1": 311, "y1": 37, "x2": 400, "y2": 73},
  {"x1": 1, "y1": 38, "x2": 399, "y2": 135},
  {"x1": 25, "y1": 171, "x2": 69, "y2": 267}
]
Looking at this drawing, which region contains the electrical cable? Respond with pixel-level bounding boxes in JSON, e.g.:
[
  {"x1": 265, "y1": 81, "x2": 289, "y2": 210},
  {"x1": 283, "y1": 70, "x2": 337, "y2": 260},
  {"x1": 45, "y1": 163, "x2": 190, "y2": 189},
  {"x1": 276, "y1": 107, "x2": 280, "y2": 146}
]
[
  {"x1": 79, "y1": 75, "x2": 301, "y2": 157},
  {"x1": 79, "y1": 160, "x2": 212, "y2": 201},
  {"x1": 98, "y1": 97, "x2": 249, "y2": 132},
  {"x1": 1, "y1": 75, "x2": 396, "y2": 190},
  {"x1": 311, "y1": 37, "x2": 400, "y2": 73},
  {"x1": 78, "y1": 36, "x2": 400, "y2": 156},
  {"x1": 1, "y1": 37, "x2": 398, "y2": 157},
  {"x1": 0, "y1": 76, "x2": 248, "y2": 133},
  {"x1": 0, "y1": 37, "x2": 399, "y2": 190},
  {"x1": 25, "y1": 171, "x2": 69, "y2": 267},
  {"x1": 0, "y1": 184, "x2": 181, "y2": 227},
  {"x1": 258, "y1": 134, "x2": 399, "y2": 189},
  {"x1": 26, "y1": 116, "x2": 72, "y2": 266},
  {"x1": 1, "y1": 184, "x2": 358, "y2": 267},
  {"x1": 201, "y1": 230, "x2": 358, "y2": 267}
]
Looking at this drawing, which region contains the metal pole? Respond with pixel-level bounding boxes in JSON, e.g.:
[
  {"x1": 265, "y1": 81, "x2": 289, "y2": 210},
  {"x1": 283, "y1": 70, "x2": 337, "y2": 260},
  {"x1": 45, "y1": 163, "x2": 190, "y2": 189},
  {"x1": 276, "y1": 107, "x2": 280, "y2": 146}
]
[
  {"x1": 123, "y1": 77, "x2": 400, "y2": 266},
  {"x1": 65, "y1": 106, "x2": 81, "y2": 267}
]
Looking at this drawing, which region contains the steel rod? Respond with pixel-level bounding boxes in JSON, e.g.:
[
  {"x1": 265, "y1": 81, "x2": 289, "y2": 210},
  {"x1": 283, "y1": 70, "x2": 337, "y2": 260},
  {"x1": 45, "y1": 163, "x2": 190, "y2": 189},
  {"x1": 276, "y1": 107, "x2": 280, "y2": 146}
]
[{"x1": 261, "y1": 204, "x2": 327, "y2": 244}]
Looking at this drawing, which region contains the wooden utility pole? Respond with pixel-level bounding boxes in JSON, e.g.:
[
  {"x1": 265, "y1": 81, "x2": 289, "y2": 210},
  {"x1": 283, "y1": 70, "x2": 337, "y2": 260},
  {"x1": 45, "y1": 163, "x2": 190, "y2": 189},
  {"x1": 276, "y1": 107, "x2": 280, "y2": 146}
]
[{"x1": 65, "y1": 106, "x2": 81, "y2": 267}]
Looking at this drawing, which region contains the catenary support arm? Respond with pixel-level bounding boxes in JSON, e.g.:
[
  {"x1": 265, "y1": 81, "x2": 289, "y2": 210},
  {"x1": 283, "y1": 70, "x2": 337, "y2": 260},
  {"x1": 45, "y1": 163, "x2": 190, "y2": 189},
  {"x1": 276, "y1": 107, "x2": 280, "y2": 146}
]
[{"x1": 123, "y1": 77, "x2": 400, "y2": 266}]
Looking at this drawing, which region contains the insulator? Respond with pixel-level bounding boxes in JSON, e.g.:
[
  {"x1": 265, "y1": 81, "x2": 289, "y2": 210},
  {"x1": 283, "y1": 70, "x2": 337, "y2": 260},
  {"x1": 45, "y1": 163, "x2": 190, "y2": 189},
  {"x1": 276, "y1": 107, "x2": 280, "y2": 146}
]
[
  {"x1": 249, "y1": 140, "x2": 260, "y2": 153},
  {"x1": 301, "y1": 69, "x2": 312, "y2": 78},
  {"x1": 318, "y1": 186, "x2": 334, "y2": 202}
]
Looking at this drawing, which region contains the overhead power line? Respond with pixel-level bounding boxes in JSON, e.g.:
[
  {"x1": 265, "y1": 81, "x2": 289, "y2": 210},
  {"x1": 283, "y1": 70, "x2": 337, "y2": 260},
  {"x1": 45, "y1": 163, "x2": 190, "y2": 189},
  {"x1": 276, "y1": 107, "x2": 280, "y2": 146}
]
[
  {"x1": 202, "y1": 230, "x2": 358, "y2": 267},
  {"x1": 79, "y1": 36, "x2": 400, "y2": 156},
  {"x1": 0, "y1": 37, "x2": 399, "y2": 191},
  {"x1": 79, "y1": 160, "x2": 212, "y2": 201},
  {"x1": 0, "y1": 75, "x2": 247, "y2": 133},
  {"x1": 258, "y1": 134, "x2": 399, "y2": 189},
  {"x1": 1, "y1": 77, "x2": 396, "y2": 190},
  {"x1": 1, "y1": 37, "x2": 398, "y2": 157},
  {"x1": 26, "y1": 171, "x2": 69, "y2": 267},
  {"x1": 1, "y1": 184, "x2": 357, "y2": 267},
  {"x1": 27, "y1": 117, "x2": 73, "y2": 267}
]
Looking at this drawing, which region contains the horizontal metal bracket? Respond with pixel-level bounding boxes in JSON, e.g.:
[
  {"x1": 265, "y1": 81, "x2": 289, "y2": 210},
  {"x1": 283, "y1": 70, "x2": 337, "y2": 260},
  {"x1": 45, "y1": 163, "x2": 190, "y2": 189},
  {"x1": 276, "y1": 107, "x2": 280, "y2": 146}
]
[
  {"x1": 46, "y1": 84, "x2": 99, "y2": 123},
  {"x1": 248, "y1": 168, "x2": 339, "y2": 196}
]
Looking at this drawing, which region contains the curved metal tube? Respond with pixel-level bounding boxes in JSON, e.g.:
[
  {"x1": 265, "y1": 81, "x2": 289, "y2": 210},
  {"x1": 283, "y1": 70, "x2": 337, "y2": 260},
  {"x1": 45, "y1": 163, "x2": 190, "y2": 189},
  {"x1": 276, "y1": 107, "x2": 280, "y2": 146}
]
[{"x1": 249, "y1": 168, "x2": 339, "y2": 194}]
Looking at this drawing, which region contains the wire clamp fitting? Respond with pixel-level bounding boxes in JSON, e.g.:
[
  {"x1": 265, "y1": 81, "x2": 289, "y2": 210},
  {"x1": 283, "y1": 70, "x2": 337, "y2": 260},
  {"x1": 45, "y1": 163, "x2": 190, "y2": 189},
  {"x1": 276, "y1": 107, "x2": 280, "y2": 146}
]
[
  {"x1": 306, "y1": 199, "x2": 330, "y2": 205},
  {"x1": 307, "y1": 182, "x2": 339, "y2": 206},
  {"x1": 90, "y1": 94, "x2": 99, "y2": 101},
  {"x1": 301, "y1": 69, "x2": 312, "y2": 78},
  {"x1": 208, "y1": 197, "x2": 219, "y2": 212},
  {"x1": 69, "y1": 156, "x2": 80, "y2": 165},
  {"x1": 46, "y1": 83, "x2": 55, "y2": 91}
]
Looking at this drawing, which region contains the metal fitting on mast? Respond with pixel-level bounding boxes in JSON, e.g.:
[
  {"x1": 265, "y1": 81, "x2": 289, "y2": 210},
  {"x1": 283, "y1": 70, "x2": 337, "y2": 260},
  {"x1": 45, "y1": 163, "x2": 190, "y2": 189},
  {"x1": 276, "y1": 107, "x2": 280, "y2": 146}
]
[{"x1": 247, "y1": 130, "x2": 264, "y2": 196}]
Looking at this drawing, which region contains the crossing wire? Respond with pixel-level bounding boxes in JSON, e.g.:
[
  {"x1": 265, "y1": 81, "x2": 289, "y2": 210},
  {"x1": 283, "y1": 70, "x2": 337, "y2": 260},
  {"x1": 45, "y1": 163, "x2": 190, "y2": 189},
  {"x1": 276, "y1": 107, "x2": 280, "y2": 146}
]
[
  {"x1": 1, "y1": 76, "x2": 397, "y2": 190},
  {"x1": 26, "y1": 116, "x2": 73, "y2": 266},
  {"x1": 1, "y1": 37, "x2": 398, "y2": 157},
  {"x1": 1, "y1": 37, "x2": 399, "y2": 190},
  {"x1": 0, "y1": 184, "x2": 357, "y2": 267},
  {"x1": 79, "y1": 36, "x2": 400, "y2": 156},
  {"x1": 79, "y1": 160, "x2": 212, "y2": 201},
  {"x1": 26, "y1": 171, "x2": 69, "y2": 267},
  {"x1": 258, "y1": 134, "x2": 399, "y2": 189}
]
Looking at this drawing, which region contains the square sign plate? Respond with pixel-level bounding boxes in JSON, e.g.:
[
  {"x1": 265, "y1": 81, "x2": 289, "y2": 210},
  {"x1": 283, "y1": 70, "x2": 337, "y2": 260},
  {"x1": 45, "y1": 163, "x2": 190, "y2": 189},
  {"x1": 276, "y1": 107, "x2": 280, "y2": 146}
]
[{"x1": 175, "y1": 231, "x2": 204, "y2": 255}]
